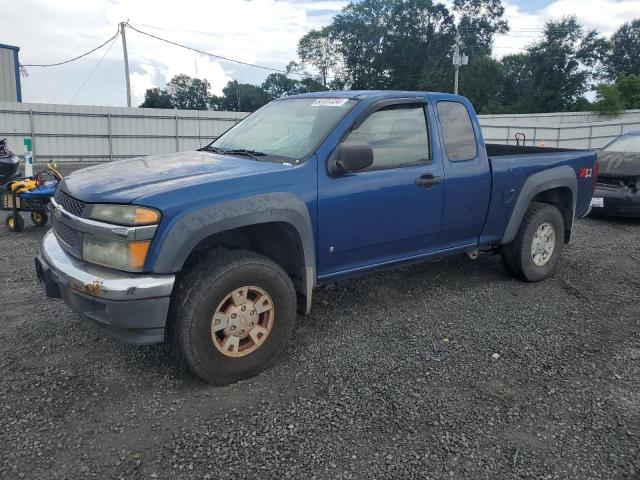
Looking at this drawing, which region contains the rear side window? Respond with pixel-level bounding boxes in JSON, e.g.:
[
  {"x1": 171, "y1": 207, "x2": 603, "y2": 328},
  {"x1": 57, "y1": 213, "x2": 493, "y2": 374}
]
[
  {"x1": 347, "y1": 105, "x2": 429, "y2": 168},
  {"x1": 437, "y1": 101, "x2": 477, "y2": 161}
]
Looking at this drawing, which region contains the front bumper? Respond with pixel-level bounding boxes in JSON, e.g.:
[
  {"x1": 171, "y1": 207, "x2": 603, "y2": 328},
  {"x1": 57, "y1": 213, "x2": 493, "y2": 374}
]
[
  {"x1": 35, "y1": 231, "x2": 175, "y2": 345},
  {"x1": 591, "y1": 184, "x2": 640, "y2": 218}
]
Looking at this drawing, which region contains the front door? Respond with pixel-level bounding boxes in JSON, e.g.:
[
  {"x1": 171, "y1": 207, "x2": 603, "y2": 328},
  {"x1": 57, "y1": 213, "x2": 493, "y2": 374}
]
[{"x1": 317, "y1": 101, "x2": 445, "y2": 279}]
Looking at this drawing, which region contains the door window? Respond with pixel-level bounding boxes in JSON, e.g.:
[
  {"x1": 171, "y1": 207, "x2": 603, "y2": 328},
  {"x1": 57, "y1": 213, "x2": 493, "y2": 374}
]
[
  {"x1": 437, "y1": 101, "x2": 477, "y2": 161},
  {"x1": 346, "y1": 105, "x2": 430, "y2": 169}
]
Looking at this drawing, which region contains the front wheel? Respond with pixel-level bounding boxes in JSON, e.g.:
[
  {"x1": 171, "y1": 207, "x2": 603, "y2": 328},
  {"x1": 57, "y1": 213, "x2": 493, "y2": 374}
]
[
  {"x1": 168, "y1": 249, "x2": 297, "y2": 385},
  {"x1": 501, "y1": 202, "x2": 565, "y2": 282}
]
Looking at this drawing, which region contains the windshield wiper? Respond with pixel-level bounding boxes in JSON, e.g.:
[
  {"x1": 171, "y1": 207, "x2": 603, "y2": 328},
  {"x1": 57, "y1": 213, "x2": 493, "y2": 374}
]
[
  {"x1": 199, "y1": 145, "x2": 269, "y2": 162},
  {"x1": 223, "y1": 149, "x2": 268, "y2": 161},
  {"x1": 199, "y1": 145, "x2": 227, "y2": 154}
]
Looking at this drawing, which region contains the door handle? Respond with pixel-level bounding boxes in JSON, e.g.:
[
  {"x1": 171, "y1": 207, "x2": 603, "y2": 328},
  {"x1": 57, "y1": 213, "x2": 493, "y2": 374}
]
[{"x1": 414, "y1": 174, "x2": 441, "y2": 188}]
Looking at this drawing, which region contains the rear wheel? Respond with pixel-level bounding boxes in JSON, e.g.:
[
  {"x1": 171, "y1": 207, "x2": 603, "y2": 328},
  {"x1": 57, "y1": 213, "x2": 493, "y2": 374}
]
[
  {"x1": 501, "y1": 202, "x2": 564, "y2": 282},
  {"x1": 5, "y1": 213, "x2": 24, "y2": 232},
  {"x1": 31, "y1": 211, "x2": 48, "y2": 227},
  {"x1": 168, "y1": 249, "x2": 297, "y2": 385}
]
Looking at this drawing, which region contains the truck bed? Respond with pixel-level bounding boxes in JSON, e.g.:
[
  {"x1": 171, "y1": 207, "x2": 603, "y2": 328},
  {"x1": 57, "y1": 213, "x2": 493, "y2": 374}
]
[{"x1": 479, "y1": 144, "x2": 597, "y2": 246}]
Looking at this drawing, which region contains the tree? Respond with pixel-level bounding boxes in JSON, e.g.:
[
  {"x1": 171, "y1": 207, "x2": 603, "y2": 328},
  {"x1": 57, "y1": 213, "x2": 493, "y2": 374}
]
[
  {"x1": 261, "y1": 73, "x2": 301, "y2": 98},
  {"x1": 453, "y1": 0, "x2": 509, "y2": 54},
  {"x1": 139, "y1": 87, "x2": 173, "y2": 109},
  {"x1": 297, "y1": 0, "x2": 507, "y2": 92},
  {"x1": 215, "y1": 81, "x2": 271, "y2": 112},
  {"x1": 615, "y1": 73, "x2": 640, "y2": 108},
  {"x1": 592, "y1": 84, "x2": 625, "y2": 117},
  {"x1": 501, "y1": 17, "x2": 606, "y2": 113},
  {"x1": 592, "y1": 73, "x2": 640, "y2": 116},
  {"x1": 166, "y1": 74, "x2": 211, "y2": 110},
  {"x1": 297, "y1": 27, "x2": 338, "y2": 87},
  {"x1": 500, "y1": 53, "x2": 534, "y2": 113},
  {"x1": 458, "y1": 55, "x2": 505, "y2": 113},
  {"x1": 603, "y1": 19, "x2": 640, "y2": 80}
]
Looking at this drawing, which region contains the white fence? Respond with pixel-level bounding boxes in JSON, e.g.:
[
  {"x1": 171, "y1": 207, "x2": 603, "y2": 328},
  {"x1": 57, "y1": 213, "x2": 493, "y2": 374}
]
[
  {"x1": 478, "y1": 109, "x2": 640, "y2": 149},
  {"x1": 479, "y1": 119, "x2": 640, "y2": 149},
  {"x1": 1, "y1": 101, "x2": 640, "y2": 162},
  {"x1": 0, "y1": 101, "x2": 247, "y2": 162}
]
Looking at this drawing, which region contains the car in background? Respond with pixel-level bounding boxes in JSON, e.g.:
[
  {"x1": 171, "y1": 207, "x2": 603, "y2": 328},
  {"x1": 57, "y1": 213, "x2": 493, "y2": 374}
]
[{"x1": 590, "y1": 130, "x2": 640, "y2": 217}]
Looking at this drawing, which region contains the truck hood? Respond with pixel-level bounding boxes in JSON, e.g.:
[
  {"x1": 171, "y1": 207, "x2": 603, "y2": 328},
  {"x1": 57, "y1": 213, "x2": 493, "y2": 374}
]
[
  {"x1": 597, "y1": 151, "x2": 640, "y2": 178},
  {"x1": 59, "y1": 151, "x2": 292, "y2": 203}
]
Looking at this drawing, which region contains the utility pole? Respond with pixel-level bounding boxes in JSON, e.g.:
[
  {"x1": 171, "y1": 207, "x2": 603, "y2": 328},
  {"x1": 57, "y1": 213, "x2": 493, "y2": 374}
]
[
  {"x1": 452, "y1": 30, "x2": 468, "y2": 95},
  {"x1": 120, "y1": 22, "x2": 132, "y2": 107}
]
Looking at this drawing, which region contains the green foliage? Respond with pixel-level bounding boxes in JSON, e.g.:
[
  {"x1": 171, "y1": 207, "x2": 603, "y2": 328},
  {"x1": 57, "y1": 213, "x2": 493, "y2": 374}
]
[
  {"x1": 592, "y1": 74, "x2": 640, "y2": 117},
  {"x1": 592, "y1": 84, "x2": 624, "y2": 117},
  {"x1": 496, "y1": 17, "x2": 606, "y2": 113},
  {"x1": 212, "y1": 81, "x2": 272, "y2": 112},
  {"x1": 139, "y1": 7, "x2": 640, "y2": 116},
  {"x1": 458, "y1": 55, "x2": 505, "y2": 113},
  {"x1": 615, "y1": 74, "x2": 640, "y2": 109},
  {"x1": 603, "y1": 19, "x2": 640, "y2": 80},
  {"x1": 139, "y1": 87, "x2": 173, "y2": 109},
  {"x1": 166, "y1": 74, "x2": 211, "y2": 110},
  {"x1": 453, "y1": 0, "x2": 509, "y2": 54},
  {"x1": 297, "y1": 28, "x2": 338, "y2": 87}
]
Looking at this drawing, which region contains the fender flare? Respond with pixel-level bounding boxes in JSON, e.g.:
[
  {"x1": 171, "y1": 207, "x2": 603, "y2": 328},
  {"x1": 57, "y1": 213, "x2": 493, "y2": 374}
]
[
  {"x1": 153, "y1": 193, "x2": 316, "y2": 313},
  {"x1": 501, "y1": 166, "x2": 577, "y2": 245}
]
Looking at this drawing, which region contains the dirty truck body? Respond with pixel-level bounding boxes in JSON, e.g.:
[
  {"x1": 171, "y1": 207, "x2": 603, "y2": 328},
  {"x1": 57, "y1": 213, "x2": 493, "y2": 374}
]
[{"x1": 36, "y1": 91, "x2": 597, "y2": 384}]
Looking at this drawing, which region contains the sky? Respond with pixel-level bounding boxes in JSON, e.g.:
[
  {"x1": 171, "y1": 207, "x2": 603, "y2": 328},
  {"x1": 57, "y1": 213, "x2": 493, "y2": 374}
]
[{"x1": 2, "y1": 0, "x2": 639, "y2": 107}]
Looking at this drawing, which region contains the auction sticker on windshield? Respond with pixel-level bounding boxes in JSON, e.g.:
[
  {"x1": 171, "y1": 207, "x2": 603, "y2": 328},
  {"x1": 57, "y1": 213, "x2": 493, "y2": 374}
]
[
  {"x1": 310, "y1": 98, "x2": 350, "y2": 107},
  {"x1": 590, "y1": 197, "x2": 604, "y2": 208}
]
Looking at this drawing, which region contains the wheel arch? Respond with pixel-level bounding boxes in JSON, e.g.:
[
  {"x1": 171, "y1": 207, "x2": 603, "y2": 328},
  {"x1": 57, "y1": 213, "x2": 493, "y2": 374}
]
[
  {"x1": 152, "y1": 193, "x2": 315, "y2": 314},
  {"x1": 501, "y1": 166, "x2": 577, "y2": 245}
]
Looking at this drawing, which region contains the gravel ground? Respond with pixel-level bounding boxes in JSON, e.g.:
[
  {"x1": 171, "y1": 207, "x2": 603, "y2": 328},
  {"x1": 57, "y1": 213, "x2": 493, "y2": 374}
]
[{"x1": 1, "y1": 163, "x2": 639, "y2": 479}]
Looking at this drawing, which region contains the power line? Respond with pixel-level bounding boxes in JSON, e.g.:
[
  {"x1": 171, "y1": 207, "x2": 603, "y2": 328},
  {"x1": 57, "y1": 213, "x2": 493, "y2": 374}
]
[
  {"x1": 124, "y1": 22, "x2": 306, "y2": 77},
  {"x1": 69, "y1": 32, "x2": 120, "y2": 104},
  {"x1": 21, "y1": 28, "x2": 120, "y2": 67}
]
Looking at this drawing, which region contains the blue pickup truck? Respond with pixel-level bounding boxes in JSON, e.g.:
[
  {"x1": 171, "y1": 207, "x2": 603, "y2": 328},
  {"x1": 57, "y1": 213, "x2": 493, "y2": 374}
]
[{"x1": 36, "y1": 91, "x2": 597, "y2": 384}]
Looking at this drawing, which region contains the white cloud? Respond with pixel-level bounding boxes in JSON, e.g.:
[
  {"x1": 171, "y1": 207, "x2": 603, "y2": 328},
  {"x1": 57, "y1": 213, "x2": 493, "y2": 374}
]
[
  {"x1": 11, "y1": 0, "x2": 346, "y2": 105},
  {"x1": 494, "y1": 0, "x2": 640, "y2": 58},
  {"x1": 129, "y1": 64, "x2": 157, "y2": 103},
  {"x1": 8, "y1": 0, "x2": 639, "y2": 105}
]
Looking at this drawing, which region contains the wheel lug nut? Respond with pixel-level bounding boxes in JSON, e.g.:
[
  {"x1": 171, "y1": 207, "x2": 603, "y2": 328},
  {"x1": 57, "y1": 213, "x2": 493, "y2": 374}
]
[
  {"x1": 230, "y1": 325, "x2": 236, "y2": 331},
  {"x1": 231, "y1": 313, "x2": 236, "y2": 319},
  {"x1": 241, "y1": 306, "x2": 246, "y2": 312},
  {"x1": 250, "y1": 310, "x2": 255, "y2": 315}
]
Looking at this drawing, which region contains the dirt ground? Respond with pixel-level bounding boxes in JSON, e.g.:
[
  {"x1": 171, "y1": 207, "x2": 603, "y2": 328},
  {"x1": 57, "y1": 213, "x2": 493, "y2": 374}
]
[{"x1": 1, "y1": 163, "x2": 639, "y2": 479}]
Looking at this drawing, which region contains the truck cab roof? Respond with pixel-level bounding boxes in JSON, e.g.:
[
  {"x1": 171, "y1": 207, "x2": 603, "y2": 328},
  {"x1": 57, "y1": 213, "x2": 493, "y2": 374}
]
[{"x1": 284, "y1": 90, "x2": 466, "y2": 102}]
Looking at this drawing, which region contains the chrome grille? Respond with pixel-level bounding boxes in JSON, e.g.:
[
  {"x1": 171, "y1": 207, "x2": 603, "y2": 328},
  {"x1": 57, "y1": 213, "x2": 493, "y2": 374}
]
[
  {"x1": 54, "y1": 189, "x2": 87, "y2": 217},
  {"x1": 52, "y1": 217, "x2": 78, "y2": 247}
]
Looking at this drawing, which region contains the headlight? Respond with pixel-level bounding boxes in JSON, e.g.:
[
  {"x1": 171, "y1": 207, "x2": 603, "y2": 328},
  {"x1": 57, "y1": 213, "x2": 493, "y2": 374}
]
[
  {"x1": 88, "y1": 204, "x2": 160, "y2": 226},
  {"x1": 83, "y1": 235, "x2": 151, "y2": 272}
]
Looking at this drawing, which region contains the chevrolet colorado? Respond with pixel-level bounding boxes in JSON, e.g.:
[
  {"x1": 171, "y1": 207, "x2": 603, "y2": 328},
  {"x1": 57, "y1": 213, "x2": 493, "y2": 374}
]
[{"x1": 35, "y1": 91, "x2": 598, "y2": 384}]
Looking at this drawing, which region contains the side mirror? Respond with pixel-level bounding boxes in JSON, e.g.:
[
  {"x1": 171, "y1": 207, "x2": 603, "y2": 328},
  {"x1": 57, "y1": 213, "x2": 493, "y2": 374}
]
[{"x1": 328, "y1": 140, "x2": 374, "y2": 176}]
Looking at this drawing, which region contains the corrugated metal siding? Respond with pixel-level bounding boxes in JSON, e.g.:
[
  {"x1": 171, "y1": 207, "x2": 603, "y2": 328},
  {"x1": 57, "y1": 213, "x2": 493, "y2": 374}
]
[
  {"x1": 479, "y1": 110, "x2": 640, "y2": 149},
  {"x1": 0, "y1": 48, "x2": 18, "y2": 102},
  {"x1": 0, "y1": 101, "x2": 248, "y2": 162},
  {"x1": 479, "y1": 109, "x2": 640, "y2": 126}
]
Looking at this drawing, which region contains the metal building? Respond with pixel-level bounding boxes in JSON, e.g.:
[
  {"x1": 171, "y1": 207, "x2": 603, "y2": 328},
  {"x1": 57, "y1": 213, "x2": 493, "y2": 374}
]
[{"x1": 0, "y1": 43, "x2": 21, "y2": 102}]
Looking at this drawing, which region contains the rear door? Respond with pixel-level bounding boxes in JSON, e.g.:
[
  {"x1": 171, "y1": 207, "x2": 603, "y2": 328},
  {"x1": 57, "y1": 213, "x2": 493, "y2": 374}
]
[
  {"x1": 317, "y1": 99, "x2": 445, "y2": 278},
  {"x1": 434, "y1": 99, "x2": 492, "y2": 248}
]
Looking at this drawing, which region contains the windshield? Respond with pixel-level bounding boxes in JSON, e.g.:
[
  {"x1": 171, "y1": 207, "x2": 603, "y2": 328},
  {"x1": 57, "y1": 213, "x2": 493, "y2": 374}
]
[
  {"x1": 210, "y1": 97, "x2": 357, "y2": 161},
  {"x1": 602, "y1": 134, "x2": 640, "y2": 153}
]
